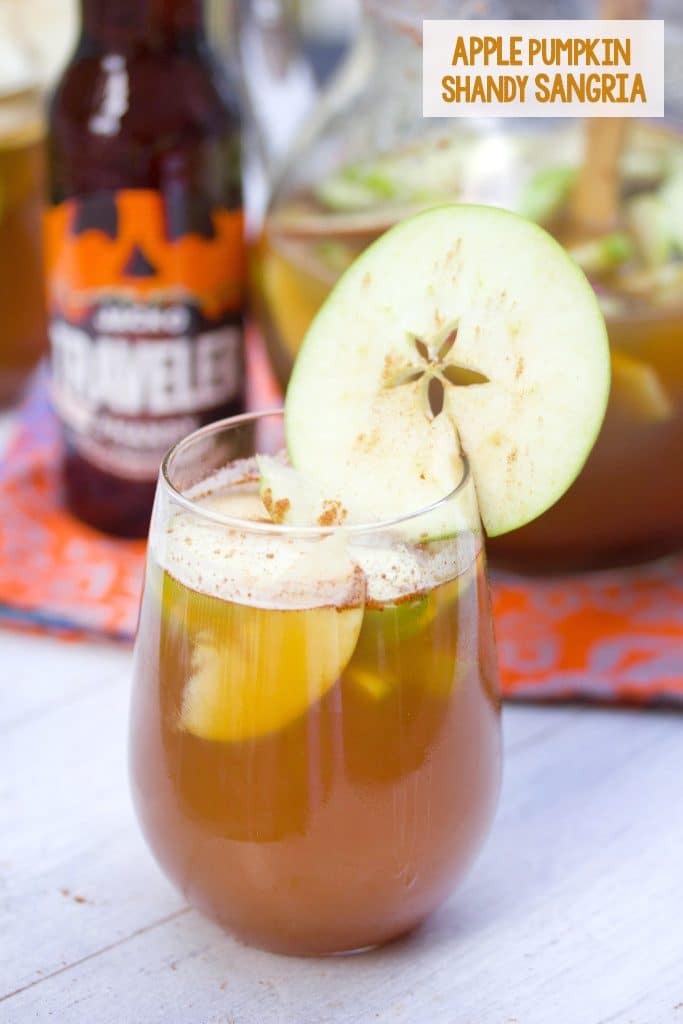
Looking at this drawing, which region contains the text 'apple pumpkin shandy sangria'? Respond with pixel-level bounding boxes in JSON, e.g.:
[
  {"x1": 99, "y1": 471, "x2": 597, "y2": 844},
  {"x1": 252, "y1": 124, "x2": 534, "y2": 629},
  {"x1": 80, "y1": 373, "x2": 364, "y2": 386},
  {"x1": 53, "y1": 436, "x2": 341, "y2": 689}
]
[{"x1": 130, "y1": 205, "x2": 610, "y2": 955}]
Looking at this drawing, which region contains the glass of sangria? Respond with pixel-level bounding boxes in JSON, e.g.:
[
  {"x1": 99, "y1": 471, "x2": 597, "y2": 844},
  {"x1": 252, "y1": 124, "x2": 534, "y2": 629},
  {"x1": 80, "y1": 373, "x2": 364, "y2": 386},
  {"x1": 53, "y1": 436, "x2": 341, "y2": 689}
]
[{"x1": 129, "y1": 410, "x2": 502, "y2": 955}]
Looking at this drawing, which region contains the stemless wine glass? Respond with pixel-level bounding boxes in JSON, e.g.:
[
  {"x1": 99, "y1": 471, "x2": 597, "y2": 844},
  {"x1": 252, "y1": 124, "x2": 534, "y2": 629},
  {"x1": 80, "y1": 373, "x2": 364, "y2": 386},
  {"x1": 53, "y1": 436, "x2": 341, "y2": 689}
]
[{"x1": 129, "y1": 411, "x2": 501, "y2": 956}]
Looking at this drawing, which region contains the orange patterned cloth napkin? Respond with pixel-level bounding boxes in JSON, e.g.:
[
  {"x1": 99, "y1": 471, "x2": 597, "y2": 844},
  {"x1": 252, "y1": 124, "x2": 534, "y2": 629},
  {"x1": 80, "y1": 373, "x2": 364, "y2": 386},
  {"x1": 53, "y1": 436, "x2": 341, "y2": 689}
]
[
  {"x1": 1, "y1": 340, "x2": 681, "y2": 702},
  {"x1": 0, "y1": 365, "x2": 145, "y2": 639},
  {"x1": 494, "y1": 561, "x2": 682, "y2": 703}
]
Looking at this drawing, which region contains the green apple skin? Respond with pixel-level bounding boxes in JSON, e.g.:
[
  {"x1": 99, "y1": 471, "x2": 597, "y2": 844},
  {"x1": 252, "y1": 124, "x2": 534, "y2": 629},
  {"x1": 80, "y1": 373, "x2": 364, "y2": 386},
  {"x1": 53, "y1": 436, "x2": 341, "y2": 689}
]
[{"x1": 285, "y1": 204, "x2": 610, "y2": 538}]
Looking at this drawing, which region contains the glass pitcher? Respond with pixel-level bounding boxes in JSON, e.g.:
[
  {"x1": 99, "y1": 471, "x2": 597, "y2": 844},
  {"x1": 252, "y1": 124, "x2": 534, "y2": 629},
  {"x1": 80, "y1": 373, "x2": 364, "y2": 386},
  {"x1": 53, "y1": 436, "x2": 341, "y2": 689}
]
[{"x1": 253, "y1": 0, "x2": 683, "y2": 572}]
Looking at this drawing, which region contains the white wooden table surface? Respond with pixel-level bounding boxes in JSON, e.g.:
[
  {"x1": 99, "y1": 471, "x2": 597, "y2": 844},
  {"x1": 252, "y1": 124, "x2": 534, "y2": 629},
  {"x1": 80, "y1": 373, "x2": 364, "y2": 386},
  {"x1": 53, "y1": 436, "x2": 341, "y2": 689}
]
[{"x1": 2, "y1": 627, "x2": 682, "y2": 1024}]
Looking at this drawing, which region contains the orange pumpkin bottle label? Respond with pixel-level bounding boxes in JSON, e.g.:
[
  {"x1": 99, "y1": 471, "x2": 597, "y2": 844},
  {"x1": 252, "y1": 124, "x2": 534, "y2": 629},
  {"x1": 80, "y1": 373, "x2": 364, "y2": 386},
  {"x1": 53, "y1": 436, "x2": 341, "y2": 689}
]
[{"x1": 45, "y1": 189, "x2": 246, "y2": 480}]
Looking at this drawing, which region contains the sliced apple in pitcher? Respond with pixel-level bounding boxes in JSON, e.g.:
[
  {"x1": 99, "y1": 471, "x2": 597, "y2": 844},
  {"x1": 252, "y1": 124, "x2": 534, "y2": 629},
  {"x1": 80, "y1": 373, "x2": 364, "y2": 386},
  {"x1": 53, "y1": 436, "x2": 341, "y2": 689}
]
[{"x1": 285, "y1": 204, "x2": 610, "y2": 537}]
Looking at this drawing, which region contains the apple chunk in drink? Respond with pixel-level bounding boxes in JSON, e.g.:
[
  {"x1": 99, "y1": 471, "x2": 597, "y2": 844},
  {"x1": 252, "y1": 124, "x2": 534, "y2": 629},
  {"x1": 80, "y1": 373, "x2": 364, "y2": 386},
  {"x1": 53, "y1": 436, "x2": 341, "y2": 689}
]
[{"x1": 130, "y1": 206, "x2": 609, "y2": 955}]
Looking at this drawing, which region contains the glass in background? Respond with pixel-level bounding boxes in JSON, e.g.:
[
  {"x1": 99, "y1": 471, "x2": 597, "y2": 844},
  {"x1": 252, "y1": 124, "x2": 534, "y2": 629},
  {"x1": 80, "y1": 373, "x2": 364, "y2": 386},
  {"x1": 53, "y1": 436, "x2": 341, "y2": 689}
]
[{"x1": 0, "y1": 0, "x2": 77, "y2": 407}]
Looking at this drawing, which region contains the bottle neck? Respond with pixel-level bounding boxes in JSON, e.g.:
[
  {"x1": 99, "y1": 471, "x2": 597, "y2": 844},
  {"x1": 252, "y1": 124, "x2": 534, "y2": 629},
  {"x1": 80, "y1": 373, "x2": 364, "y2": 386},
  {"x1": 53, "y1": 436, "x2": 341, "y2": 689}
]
[{"x1": 80, "y1": 0, "x2": 206, "y2": 50}]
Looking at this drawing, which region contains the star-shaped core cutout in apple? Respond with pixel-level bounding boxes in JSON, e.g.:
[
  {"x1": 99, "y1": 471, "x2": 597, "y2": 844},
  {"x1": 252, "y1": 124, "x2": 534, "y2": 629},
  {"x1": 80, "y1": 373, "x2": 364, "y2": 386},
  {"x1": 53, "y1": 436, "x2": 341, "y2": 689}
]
[{"x1": 387, "y1": 324, "x2": 490, "y2": 420}]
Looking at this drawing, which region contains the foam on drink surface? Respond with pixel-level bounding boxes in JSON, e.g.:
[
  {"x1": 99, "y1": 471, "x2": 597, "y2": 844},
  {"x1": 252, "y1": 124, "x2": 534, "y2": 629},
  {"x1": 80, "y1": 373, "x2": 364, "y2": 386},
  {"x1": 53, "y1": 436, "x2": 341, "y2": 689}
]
[{"x1": 152, "y1": 457, "x2": 479, "y2": 610}]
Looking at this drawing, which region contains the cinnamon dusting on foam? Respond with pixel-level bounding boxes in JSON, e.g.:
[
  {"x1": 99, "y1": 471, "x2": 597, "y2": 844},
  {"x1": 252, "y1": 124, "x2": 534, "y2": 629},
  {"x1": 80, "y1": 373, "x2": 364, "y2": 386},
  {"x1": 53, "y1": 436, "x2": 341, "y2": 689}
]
[
  {"x1": 318, "y1": 500, "x2": 348, "y2": 527},
  {"x1": 154, "y1": 456, "x2": 478, "y2": 610},
  {"x1": 262, "y1": 488, "x2": 291, "y2": 524}
]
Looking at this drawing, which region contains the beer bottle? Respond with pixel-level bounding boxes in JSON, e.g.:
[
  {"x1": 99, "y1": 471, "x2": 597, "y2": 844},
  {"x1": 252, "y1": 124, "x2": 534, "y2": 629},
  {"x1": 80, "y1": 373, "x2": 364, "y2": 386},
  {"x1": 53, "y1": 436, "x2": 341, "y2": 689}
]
[{"x1": 45, "y1": 0, "x2": 246, "y2": 537}]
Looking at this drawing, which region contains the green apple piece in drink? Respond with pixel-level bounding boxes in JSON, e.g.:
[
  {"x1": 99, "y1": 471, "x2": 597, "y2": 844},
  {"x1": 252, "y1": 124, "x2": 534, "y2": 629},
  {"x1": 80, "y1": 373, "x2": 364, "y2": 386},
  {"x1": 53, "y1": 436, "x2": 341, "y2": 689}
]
[
  {"x1": 257, "y1": 454, "x2": 354, "y2": 526},
  {"x1": 257, "y1": 448, "x2": 480, "y2": 542},
  {"x1": 284, "y1": 204, "x2": 610, "y2": 538}
]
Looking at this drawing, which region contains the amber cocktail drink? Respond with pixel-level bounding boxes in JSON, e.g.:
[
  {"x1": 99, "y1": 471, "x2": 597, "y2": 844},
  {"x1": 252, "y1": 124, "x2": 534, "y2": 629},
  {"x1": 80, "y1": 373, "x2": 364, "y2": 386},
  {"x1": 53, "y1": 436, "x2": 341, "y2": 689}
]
[{"x1": 130, "y1": 413, "x2": 501, "y2": 955}]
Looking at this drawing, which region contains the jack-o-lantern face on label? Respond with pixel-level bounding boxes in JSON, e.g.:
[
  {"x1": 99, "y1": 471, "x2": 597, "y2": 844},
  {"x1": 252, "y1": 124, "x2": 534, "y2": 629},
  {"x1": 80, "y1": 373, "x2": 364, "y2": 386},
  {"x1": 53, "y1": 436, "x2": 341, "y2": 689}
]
[{"x1": 44, "y1": 189, "x2": 246, "y2": 480}]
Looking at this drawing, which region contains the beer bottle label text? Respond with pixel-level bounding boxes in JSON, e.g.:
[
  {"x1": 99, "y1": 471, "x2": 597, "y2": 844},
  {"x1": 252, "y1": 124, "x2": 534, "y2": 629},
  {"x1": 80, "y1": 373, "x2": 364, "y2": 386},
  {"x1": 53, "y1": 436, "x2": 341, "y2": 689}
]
[{"x1": 45, "y1": 189, "x2": 246, "y2": 480}]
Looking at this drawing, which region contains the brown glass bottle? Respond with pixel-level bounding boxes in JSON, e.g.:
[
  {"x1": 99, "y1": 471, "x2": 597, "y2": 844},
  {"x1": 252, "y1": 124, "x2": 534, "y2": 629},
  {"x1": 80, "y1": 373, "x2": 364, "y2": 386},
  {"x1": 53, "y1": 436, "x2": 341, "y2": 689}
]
[{"x1": 46, "y1": 0, "x2": 246, "y2": 537}]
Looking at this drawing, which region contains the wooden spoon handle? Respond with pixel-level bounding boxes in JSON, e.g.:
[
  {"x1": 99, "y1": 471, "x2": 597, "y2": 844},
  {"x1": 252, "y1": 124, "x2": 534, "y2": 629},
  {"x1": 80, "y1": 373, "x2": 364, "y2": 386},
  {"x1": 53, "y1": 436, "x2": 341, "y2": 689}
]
[
  {"x1": 571, "y1": 120, "x2": 628, "y2": 232},
  {"x1": 570, "y1": 0, "x2": 648, "y2": 234}
]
